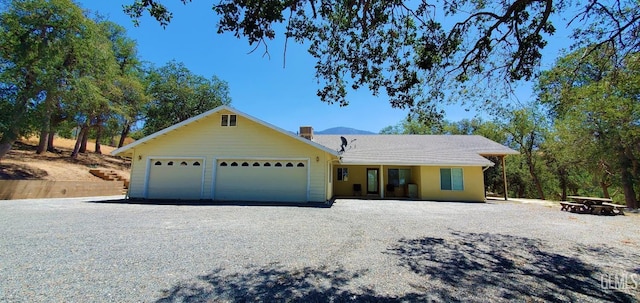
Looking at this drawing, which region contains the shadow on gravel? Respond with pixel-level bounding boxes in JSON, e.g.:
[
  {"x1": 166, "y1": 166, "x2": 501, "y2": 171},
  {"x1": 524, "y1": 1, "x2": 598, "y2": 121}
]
[
  {"x1": 155, "y1": 264, "x2": 436, "y2": 302},
  {"x1": 387, "y1": 231, "x2": 637, "y2": 302},
  {"x1": 87, "y1": 198, "x2": 333, "y2": 208}
]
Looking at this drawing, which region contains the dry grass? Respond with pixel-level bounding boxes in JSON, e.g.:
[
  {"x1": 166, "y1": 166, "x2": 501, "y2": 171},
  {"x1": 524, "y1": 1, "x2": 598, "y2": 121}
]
[{"x1": 0, "y1": 136, "x2": 131, "y2": 181}]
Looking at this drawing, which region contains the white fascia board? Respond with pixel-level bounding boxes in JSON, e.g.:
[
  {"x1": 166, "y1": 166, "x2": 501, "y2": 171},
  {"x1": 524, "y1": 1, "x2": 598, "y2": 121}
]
[{"x1": 337, "y1": 161, "x2": 495, "y2": 167}]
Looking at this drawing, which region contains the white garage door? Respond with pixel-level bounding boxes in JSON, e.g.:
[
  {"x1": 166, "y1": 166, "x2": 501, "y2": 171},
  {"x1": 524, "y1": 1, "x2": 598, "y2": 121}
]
[
  {"x1": 214, "y1": 160, "x2": 308, "y2": 202},
  {"x1": 147, "y1": 158, "x2": 204, "y2": 199}
]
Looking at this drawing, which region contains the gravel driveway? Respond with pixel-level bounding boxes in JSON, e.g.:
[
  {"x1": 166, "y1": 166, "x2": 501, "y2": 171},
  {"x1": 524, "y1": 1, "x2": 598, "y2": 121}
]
[{"x1": 1, "y1": 197, "x2": 638, "y2": 302}]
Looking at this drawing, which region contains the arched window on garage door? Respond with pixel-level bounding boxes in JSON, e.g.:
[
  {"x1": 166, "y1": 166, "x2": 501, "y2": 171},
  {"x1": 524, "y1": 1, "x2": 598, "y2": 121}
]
[
  {"x1": 220, "y1": 162, "x2": 228, "y2": 166},
  {"x1": 297, "y1": 162, "x2": 305, "y2": 167}
]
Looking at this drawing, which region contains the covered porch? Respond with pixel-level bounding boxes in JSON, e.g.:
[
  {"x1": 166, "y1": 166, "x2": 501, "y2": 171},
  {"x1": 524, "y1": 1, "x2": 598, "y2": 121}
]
[
  {"x1": 332, "y1": 165, "x2": 420, "y2": 199},
  {"x1": 331, "y1": 164, "x2": 493, "y2": 202}
]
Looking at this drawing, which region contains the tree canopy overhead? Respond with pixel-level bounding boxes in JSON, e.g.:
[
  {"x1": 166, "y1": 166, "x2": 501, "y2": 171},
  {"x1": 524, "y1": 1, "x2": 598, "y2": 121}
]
[{"x1": 124, "y1": 0, "x2": 639, "y2": 118}]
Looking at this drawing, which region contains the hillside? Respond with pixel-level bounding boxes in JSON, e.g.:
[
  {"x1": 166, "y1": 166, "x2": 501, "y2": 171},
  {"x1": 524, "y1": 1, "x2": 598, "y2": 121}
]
[
  {"x1": 0, "y1": 137, "x2": 130, "y2": 181},
  {"x1": 316, "y1": 127, "x2": 375, "y2": 135}
]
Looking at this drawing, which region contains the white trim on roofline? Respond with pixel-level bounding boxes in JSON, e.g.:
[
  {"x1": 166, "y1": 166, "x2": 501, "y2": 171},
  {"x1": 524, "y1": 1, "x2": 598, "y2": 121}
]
[
  {"x1": 111, "y1": 105, "x2": 340, "y2": 157},
  {"x1": 336, "y1": 161, "x2": 495, "y2": 167}
]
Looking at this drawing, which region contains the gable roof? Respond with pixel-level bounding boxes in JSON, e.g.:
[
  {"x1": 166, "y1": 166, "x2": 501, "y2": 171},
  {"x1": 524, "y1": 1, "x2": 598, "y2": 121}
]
[
  {"x1": 111, "y1": 105, "x2": 340, "y2": 157},
  {"x1": 313, "y1": 135, "x2": 518, "y2": 166}
]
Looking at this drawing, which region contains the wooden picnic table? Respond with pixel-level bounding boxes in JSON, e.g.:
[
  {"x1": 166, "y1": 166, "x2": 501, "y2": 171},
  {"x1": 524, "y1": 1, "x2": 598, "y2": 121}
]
[
  {"x1": 566, "y1": 196, "x2": 612, "y2": 206},
  {"x1": 562, "y1": 196, "x2": 624, "y2": 215}
]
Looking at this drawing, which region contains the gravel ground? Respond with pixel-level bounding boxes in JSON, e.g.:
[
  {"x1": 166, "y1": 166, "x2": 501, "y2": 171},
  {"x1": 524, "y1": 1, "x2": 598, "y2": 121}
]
[{"x1": 0, "y1": 197, "x2": 638, "y2": 302}]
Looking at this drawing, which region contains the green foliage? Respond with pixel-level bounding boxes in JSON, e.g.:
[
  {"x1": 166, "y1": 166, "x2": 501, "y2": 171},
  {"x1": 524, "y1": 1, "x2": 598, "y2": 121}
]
[
  {"x1": 143, "y1": 61, "x2": 231, "y2": 135},
  {"x1": 0, "y1": 0, "x2": 97, "y2": 149},
  {"x1": 125, "y1": 0, "x2": 638, "y2": 119},
  {"x1": 379, "y1": 114, "x2": 444, "y2": 135},
  {"x1": 0, "y1": 0, "x2": 231, "y2": 157},
  {"x1": 128, "y1": 129, "x2": 145, "y2": 140},
  {"x1": 537, "y1": 46, "x2": 640, "y2": 207}
]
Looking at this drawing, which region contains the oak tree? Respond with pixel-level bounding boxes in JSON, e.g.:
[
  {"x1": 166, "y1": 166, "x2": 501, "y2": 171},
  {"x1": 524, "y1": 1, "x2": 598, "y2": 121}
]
[
  {"x1": 124, "y1": 0, "x2": 639, "y2": 120},
  {"x1": 538, "y1": 47, "x2": 639, "y2": 208},
  {"x1": 143, "y1": 61, "x2": 231, "y2": 135}
]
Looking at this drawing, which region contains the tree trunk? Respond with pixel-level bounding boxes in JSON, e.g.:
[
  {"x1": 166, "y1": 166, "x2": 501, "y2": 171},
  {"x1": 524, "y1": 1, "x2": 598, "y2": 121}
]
[
  {"x1": 0, "y1": 133, "x2": 17, "y2": 160},
  {"x1": 94, "y1": 118, "x2": 102, "y2": 155},
  {"x1": 46, "y1": 132, "x2": 56, "y2": 152},
  {"x1": 36, "y1": 129, "x2": 49, "y2": 154},
  {"x1": 621, "y1": 174, "x2": 638, "y2": 209},
  {"x1": 71, "y1": 125, "x2": 88, "y2": 159},
  {"x1": 36, "y1": 91, "x2": 57, "y2": 154},
  {"x1": 600, "y1": 180, "x2": 611, "y2": 199},
  {"x1": 556, "y1": 166, "x2": 568, "y2": 201},
  {"x1": 526, "y1": 155, "x2": 546, "y2": 200},
  {"x1": 118, "y1": 122, "x2": 131, "y2": 148},
  {"x1": 619, "y1": 148, "x2": 638, "y2": 209},
  {"x1": 79, "y1": 127, "x2": 89, "y2": 154},
  {"x1": 0, "y1": 121, "x2": 22, "y2": 160}
]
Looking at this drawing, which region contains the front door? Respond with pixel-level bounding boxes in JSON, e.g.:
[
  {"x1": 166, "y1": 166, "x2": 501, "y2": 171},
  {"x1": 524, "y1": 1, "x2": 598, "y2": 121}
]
[{"x1": 367, "y1": 168, "x2": 379, "y2": 194}]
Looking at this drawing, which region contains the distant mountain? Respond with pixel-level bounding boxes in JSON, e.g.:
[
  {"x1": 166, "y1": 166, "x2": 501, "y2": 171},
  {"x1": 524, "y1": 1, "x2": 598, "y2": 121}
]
[{"x1": 315, "y1": 127, "x2": 375, "y2": 135}]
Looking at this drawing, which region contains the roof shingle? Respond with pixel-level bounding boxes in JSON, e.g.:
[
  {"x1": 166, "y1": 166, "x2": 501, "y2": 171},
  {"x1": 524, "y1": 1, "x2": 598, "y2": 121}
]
[{"x1": 313, "y1": 135, "x2": 518, "y2": 166}]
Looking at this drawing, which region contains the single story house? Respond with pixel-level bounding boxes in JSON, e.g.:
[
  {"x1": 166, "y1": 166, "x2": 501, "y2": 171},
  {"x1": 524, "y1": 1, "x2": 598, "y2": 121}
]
[{"x1": 111, "y1": 105, "x2": 518, "y2": 202}]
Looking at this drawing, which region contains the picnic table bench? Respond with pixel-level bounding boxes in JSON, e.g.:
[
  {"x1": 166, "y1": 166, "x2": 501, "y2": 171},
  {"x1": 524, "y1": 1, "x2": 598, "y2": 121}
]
[
  {"x1": 602, "y1": 202, "x2": 626, "y2": 215},
  {"x1": 559, "y1": 201, "x2": 589, "y2": 213}
]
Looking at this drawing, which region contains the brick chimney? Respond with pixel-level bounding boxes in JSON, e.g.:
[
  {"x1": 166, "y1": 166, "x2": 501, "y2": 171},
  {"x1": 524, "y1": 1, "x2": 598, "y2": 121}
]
[{"x1": 300, "y1": 126, "x2": 313, "y2": 140}]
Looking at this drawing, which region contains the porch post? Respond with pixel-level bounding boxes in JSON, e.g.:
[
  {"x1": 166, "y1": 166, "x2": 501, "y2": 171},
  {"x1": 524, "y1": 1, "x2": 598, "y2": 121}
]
[
  {"x1": 380, "y1": 165, "x2": 384, "y2": 198},
  {"x1": 502, "y1": 156, "x2": 508, "y2": 201}
]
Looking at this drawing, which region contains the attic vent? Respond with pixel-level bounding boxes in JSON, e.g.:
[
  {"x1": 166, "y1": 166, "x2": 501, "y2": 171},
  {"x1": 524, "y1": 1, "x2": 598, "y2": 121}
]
[{"x1": 299, "y1": 126, "x2": 313, "y2": 140}]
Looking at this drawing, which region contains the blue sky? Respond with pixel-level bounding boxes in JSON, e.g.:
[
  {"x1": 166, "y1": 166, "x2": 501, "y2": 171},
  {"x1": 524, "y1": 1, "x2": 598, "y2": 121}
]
[{"x1": 76, "y1": 0, "x2": 567, "y2": 133}]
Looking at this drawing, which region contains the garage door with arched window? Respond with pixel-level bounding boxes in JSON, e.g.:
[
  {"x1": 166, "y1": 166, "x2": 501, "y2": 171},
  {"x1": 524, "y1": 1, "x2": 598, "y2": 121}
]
[
  {"x1": 147, "y1": 158, "x2": 204, "y2": 199},
  {"x1": 214, "y1": 159, "x2": 308, "y2": 202}
]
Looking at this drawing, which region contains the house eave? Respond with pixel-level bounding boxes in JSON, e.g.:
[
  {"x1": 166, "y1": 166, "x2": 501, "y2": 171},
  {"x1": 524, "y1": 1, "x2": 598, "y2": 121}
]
[{"x1": 336, "y1": 160, "x2": 495, "y2": 167}]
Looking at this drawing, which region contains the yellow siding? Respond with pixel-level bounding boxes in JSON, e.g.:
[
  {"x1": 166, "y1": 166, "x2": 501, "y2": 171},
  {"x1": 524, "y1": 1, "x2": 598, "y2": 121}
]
[
  {"x1": 333, "y1": 165, "x2": 368, "y2": 196},
  {"x1": 326, "y1": 162, "x2": 335, "y2": 199},
  {"x1": 418, "y1": 166, "x2": 485, "y2": 202},
  {"x1": 127, "y1": 109, "x2": 335, "y2": 202},
  {"x1": 411, "y1": 167, "x2": 422, "y2": 198}
]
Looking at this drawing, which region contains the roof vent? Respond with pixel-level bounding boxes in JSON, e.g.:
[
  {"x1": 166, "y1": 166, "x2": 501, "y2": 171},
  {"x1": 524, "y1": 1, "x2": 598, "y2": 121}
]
[{"x1": 300, "y1": 126, "x2": 313, "y2": 140}]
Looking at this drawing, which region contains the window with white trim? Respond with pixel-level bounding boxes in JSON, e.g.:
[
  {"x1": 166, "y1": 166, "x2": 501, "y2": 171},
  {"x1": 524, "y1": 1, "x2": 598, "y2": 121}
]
[
  {"x1": 221, "y1": 114, "x2": 237, "y2": 126},
  {"x1": 440, "y1": 168, "x2": 464, "y2": 191},
  {"x1": 337, "y1": 167, "x2": 348, "y2": 181}
]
